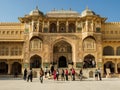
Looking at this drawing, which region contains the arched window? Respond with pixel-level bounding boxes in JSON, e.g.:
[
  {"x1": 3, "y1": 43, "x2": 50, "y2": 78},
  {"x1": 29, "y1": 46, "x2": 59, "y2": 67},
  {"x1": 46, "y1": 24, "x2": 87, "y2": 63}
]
[
  {"x1": 59, "y1": 23, "x2": 66, "y2": 33},
  {"x1": 68, "y1": 23, "x2": 75, "y2": 33},
  {"x1": 30, "y1": 37, "x2": 42, "y2": 51},
  {"x1": 50, "y1": 23, "x2": 57, "y2": 33},
  {"x1": 116, "y1": 46, "x2": 120, "y2": 55},
  {"x1": 103, "y1": 46, "x2": 114, "y2": 56}
]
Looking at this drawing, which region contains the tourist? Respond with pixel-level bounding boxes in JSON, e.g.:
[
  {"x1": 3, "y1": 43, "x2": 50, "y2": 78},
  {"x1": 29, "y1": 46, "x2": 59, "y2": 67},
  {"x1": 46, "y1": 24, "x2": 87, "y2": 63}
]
[
  {"x1": 44, "y1": 66, "x2": 48, "y2": 78},
  {"x1": 79, "y1": 68, "x2": 83, "y2": 81},
  {"x1": 65, "y1": 69, "x2": 69, "y2": 81},
  {"x1": 56, "y1": 69, "x2": 59, "y2": 81},
  {"x1": 23, "y1": 68, "x2": 27, "y2": 80},
  {"x1": 61, "y1": 69, "x2": 65, "y2": 81},
  {"x1": 71, "y1": 68, "x2": 75, "y2": 81},
  {"x1": 39, "y1": 68, "x2": 44, "y2": 83},
  {"x1": 27, "y1": 68, "x2": 33, "y2": 82},
  {"x1": 53, "y1": 69, "x2": 56, "y2": 80},
  {"x1": 95, "y1": 69, "x2": 98, "y2": 81},
  {"x1": 98, "y1": 68, "x2": 102, "y2": 80}
]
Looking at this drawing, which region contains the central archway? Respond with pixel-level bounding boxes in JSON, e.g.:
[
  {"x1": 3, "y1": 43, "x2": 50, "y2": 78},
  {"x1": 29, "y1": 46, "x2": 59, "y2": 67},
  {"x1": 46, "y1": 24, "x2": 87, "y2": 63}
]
[
  {"x1": 53, "y1": 40, "x2": 72, "y2": 68},
  {"x1": 58, "y1": 56, "x2": 67, "y2": 68}
]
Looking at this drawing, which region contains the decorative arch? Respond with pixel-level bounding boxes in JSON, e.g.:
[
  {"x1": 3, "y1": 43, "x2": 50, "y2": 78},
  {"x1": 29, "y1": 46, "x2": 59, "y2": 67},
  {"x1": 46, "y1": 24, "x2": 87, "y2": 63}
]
[
  {"x1": 83, "y1": 54, "x2": 96, "y2": 68},
  {"x1": 50, "y1": 23, "x2": 57, "y2": 33},
  {"x1": 83, "y1": 36, "x2": 96, "y2": 51},
  {"x1": 68, "y1": 23, "x2": 75, "y2": 33},
  {"x1": 116, "y1": 46, "x2": 120, "y2": 55},
  {"x1": 30, "y1": 55, "x2": 42, "y2": 68},
  {"x1": 103, "y1": 46, "x2": 114, "y2": 55}
]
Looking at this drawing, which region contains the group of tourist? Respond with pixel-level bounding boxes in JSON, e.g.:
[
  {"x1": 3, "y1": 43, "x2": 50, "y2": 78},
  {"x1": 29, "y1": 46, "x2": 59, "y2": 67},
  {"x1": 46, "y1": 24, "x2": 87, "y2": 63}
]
[
  {"x1": 52, "y1": 68, "x2": 76, "y2": 81},
  {"x1": 23, "y1": 67, "x2": 102, "y2": 83}
]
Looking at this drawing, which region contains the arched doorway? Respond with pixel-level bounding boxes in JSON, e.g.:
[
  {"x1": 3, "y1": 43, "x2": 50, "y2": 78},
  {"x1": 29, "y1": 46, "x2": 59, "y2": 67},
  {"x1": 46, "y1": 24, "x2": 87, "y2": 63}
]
[
  {"x1": 30, "y1": 55, "x2": 42, "y2": 68},
  {"x1": 58, "y1": 56, "x2": 67, "y2": 68},
  {"x1": 0, "y1": 62, "x2": 8, "y2": 74},
  {"x1": 53, "y1": 40, "x2": 72, "y2": 68},
  {"x1": 83, "y1": 54, "x2": 96, "y2": 68},
  {"x1": 12, "y1": 62, "x2": 21, "y2": 75},
  {"x1": 104, "y1": 61, "x2": 115, "y2": 74}
]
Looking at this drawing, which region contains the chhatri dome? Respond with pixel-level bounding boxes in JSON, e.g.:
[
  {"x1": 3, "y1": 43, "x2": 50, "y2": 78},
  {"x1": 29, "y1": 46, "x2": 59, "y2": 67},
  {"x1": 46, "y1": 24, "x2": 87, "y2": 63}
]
[
  {"x1": 29, "y1": 6, "x2": 44, "y2": 16},
  {"x1": 81, "y1": 7, "x2": 96, "y2": 17}
]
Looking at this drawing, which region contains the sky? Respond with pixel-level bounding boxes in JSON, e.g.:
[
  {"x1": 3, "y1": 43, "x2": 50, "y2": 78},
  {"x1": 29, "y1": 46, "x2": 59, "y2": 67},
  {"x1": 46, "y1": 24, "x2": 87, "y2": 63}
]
[{"x1": 0, "y1": 0, "x2": 120, "y2": 22}]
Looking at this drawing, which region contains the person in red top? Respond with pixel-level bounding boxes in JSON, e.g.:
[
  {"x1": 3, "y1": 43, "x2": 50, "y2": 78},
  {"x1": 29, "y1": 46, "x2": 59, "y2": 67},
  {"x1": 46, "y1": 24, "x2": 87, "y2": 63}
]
[
  {"x1": 53, "y1": 70, "x2": 56, "y2": 80},
  {"x1": 65, "y1": 69, "x2": 69, "y2": 81},
  {"x1": 71, "y1": 68, "x2": 75, "y2": 81}
]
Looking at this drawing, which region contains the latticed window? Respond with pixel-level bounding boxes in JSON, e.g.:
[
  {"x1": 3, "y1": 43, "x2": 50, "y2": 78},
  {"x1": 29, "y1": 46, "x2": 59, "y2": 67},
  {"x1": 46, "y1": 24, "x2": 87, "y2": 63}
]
[
  {"x1": 83, "y1": 37, "x2": 96, "y2": 51},
  {"x1": 68, "y1": 23, "x2": 75, "y2": 33},
  {"x1": 59, "y1": 23, "x2": 66, "y2": 33},
  {"x1": 30, "y1": 38, "x2": 42, "y2": 50},
  {"x1": 50, "y1": 23, "x2": 57, "y2": 33},
  {"x1": 11, "y1": 47, "x2": 22, "y2": 56},
  {"x1": 0, "y1": 46, "x2": 9, "y2": 56}
]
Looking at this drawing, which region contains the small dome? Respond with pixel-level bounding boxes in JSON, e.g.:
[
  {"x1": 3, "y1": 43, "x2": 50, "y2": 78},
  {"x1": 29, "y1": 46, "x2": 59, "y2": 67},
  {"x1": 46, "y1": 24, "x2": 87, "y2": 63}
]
[
  {"x1": 29, "y1": 6, "x2": 43, "y2": 16},
  {"x1": 81, "y1": 7, "x2": 96, "y2": 17}
]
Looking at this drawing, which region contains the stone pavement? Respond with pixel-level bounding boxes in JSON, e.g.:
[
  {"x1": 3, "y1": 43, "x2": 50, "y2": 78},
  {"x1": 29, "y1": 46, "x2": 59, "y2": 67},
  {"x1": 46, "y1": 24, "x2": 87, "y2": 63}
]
[{"x1": 0, "y1": 78, "x2": 120, "y2": 90}]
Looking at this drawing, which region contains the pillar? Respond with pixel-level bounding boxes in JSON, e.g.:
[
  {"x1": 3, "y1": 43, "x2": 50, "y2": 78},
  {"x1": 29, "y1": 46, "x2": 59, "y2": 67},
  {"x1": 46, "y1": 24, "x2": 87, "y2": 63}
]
[
  {"x1": 86, "y1": 20, "x2": 88, "y2": 32},
  {"x1": 57, "y1": 21, "x2": 59, "y2": 32},
  {"x1": 66, "y1": 21, "x2": 68, "y2": 32},
  {"x1": 115, "y1": 60, "x2": 118, "y2": 73},
  {"x1": 8, "y1": 62, "x2": 12, "y2": 74},
  {"x1": 42, "y1": 21, "x2": 44, "y2": 33}
]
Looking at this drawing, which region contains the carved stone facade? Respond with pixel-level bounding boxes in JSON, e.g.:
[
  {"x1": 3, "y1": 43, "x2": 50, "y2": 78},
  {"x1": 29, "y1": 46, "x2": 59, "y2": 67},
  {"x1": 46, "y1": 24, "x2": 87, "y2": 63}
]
[{"x1": 0, "y1": 7, "x2": 120, "y2": 77}]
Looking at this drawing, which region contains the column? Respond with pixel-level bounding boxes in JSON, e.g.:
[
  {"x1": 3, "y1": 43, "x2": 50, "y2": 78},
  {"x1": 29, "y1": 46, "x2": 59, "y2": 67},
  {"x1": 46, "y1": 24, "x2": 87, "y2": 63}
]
[
  {"x1": 91, "y1": 20, "x2": 94, "y2": 32},
  {"x1": 57, "y1": 20, "x2": 59, "y2": 32},
  {"x1": 75, "y1": 21, "x2": 78, "y2": 33},
  {"x1": 66, "y1": 21, "x2": 68, "y2": 32},
  {"x1": 8, "y1": 62, "x2": 12, "y2": 74},
  {"x1": 48, "y1": 21, "x2": 50, "y2": 32},
  {"x1": 86, "y1": 20, "x2": 88, "y2": 32},
  {"x1": 114, "y1": 47, "x2": 117, "y2": 56},
  {"x1": 42, "y1": 21, "x2": 44, "y2": 33},
  {"x1": 115, "y1": 60, "x2": 118, "y2": 73}
]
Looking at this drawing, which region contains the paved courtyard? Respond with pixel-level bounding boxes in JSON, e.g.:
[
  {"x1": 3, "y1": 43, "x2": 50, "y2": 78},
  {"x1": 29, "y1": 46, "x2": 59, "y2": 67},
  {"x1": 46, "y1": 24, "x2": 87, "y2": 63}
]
[{"x1": 0, "y1": 78, "x2": 120, "y2": 90}]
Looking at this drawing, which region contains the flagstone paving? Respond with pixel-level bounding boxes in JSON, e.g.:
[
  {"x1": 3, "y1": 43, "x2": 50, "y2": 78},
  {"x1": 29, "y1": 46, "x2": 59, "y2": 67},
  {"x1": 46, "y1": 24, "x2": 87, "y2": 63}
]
[{"x1": 0, "y1": 78, "x2": 120, "y2": 90}]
